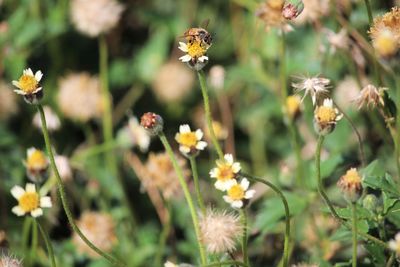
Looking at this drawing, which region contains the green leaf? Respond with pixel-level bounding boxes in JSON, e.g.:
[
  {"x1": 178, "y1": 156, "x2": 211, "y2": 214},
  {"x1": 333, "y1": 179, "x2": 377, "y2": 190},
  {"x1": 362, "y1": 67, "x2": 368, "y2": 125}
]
[
  {"x1": 363, "y1": 173, "x2": 400, "y2": 198},
  {"x1": 364, "y1": 243, "x2": 386, "y2": 266}
]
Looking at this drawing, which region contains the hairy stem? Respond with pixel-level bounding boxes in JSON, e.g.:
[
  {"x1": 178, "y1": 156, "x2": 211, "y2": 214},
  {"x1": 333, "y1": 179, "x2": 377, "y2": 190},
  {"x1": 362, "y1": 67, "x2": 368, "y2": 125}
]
[
  {"x1": 351, "y1": 203, "x2": 358, "y2": 267},
  {"x1": 190, "y1": 156, "x2": 206, "y2": 214},
  {"x1": 37, "y1": 104, "x2": 126, "y2": 267},
  {"x1": 36, "y1": 220, "x2": 57, "y2": 267},
  {"x1": 240, "y1": 209, "x2": 249, "y2": 266}
]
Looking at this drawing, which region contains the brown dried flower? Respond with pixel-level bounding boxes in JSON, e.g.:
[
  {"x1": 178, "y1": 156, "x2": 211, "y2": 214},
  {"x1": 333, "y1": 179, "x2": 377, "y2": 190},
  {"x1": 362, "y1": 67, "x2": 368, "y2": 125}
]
[
  {"x1": 337, "y1": 168, "x2": 362, "y2": 203},
  {"x1": 140, "y1": 112, "x2": 164, "y2": 135},
  {"x1": 353, "y1": 84, "x2": 386, "y2": 110}
]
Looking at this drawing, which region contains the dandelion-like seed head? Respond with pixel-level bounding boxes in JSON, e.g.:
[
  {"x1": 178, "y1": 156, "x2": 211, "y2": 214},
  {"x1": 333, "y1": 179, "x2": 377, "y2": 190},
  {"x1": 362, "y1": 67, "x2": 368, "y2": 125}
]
[
  {"x1": 11, "y1": 183, "x2": 52, "y2": 217},
  {"x1": 175, "y1": 124, "x2": 207, "y2": 156},
  {"x1": 72, "y1": 211, "x2": 117, "y2": 258},
  {"x1": 199, "y1": 209, "x2": 243, "y2": 254},
  {"x1": 313, "y1": 98, "x2": 342, "y2": 136},
  {"x1": 223, "y1": 178, "x2": 255, "y2": 209},
  {"x1": 292, "y1": 75, "x2": 330, "y2": 105},
  {"x1": 0, "y1": 254, "x2": 23, "y2": 267},
  {"x1": 12, "y1": 68, "x2": 43, "y2": 104},
  {"x1": 24, "y1": 148, "x2": 49, "y2": 183},
  {"x1": 369, "y1": 7, "x2": 400, "y2": 58},
  {"x1": 353, "y1": 84, "x2": 386, "y2": 110},
  {"x1": 210, "y1": 154, "x2": 241, "y2": 191},
  {"x1": 140, "y1": 112, "x2": 164, "y2": 136},
  {"x1": 337, "y1": 168, "x2": 362, "y2": 203}
]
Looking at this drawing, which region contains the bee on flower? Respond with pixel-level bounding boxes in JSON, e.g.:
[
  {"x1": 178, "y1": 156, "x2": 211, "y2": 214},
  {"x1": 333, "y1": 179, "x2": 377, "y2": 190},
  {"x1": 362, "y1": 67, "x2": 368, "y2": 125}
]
[
  {"x1": 210, "y1": 154, "x2": 241, "y2": 191},
  {"x1": 12, "y1": 68, "x2": 43, "y2": 104},
  {"x1": 313, "y1": 98, "x2": 343, "y2": 135},
  {"x1": 292, "y1": 75, "x2": 330, "y2": 105},
  {"x1": 24, "y1": 147, "x2": 49, "y2": 183},
  {"x1": 175, "y1": 124, "x2": 207, "y2": 156},
  {"x1": 223, "y1": 178, "x2": 255, "y2": 209},
  {"x1": 11, "y1": 183, "x2": 52, "y2": 217}
]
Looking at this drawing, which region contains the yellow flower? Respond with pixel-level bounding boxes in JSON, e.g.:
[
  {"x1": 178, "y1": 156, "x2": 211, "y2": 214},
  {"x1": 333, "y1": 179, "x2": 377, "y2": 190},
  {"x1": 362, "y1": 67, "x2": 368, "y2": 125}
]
[
  {"x1": 178, "y1": 41, "x2": 209, "y2": 70},
  {"x1": 313, "y1": 98, "x2": 342, "y2": 135},
  {"x1": 285, "y1": 95, "x2": 302, "y2": 119},
  {"x1": 223, "y1": 178, "x2": 255, "y2": 209},
  {"x1": 11, "y1": 183, "x2": 52, "y2": 217},
  {"x1": 210, "y1": 154, "x2": 241, "y2": 191},
  {"x1": 175, "y1": 124, "x2": 207, "y2": 156},
  {"x1": 337, "y1": 168, "x2": 362, "y2": 202},
  {"x1": 12, "y1": 68, "x2": 43, "y2": 104},
  {"x1": 24, "y1": 147, "x2": 49, "y2": 182}
]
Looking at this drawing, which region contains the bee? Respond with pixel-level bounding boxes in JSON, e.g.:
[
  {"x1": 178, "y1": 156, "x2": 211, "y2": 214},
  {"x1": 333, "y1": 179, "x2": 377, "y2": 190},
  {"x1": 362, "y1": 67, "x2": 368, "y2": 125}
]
[{"x1": 182, "y1": 19, "x2": 213, "y2": 46}]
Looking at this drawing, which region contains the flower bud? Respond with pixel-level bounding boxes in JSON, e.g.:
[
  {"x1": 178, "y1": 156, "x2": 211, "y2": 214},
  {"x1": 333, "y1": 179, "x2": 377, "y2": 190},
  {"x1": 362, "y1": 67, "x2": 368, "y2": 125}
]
[
  {"x1": 362, "y1": 194, "x2": 378, "y2": 212},
  {"x1": 140, "y1": 112, "x2": 164, "y2": 136},
  {"x1": 337, "y1": 168, "x2": 363, "y2": 203},
  {"x1": 282, "y1": 1, "x2": 304, "y2": 20}
]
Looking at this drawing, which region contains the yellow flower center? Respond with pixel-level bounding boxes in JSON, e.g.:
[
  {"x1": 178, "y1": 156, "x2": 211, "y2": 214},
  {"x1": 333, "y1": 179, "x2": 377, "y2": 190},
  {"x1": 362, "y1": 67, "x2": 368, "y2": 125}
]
[
  {"x1": 286, "y1": 95, "x2": 301, "y2": 118},
  {"x1": 187, "y1": 41, "x2": 207, "y2": 58},
  {"x1": 374, "y1": 32, "x2": 397, "y2": 57},
  {"x1": 217, "y1": 164, "x2": 235, "y2": 181},
  {"x1": 177, "y1": 132, "x2": 198, "y2": 147},
  {"x1": 227, "y1": 185, "x2": 245, "y2": 200},
  {"x1": 343, "y1": 169, "x2": 361, "y2": 185},
  {"x1": 315, "y1": 106, "x2": 336, "y2": 123},
  {"x1": 27, "y1": 150, "x2": 48, "y2": 169},
  {"x1": 18, "y1": 74, "x2": 39, "y2": 94},
  {"x1": 19, "y1": 192, "x2": 39, "y2": 212}
]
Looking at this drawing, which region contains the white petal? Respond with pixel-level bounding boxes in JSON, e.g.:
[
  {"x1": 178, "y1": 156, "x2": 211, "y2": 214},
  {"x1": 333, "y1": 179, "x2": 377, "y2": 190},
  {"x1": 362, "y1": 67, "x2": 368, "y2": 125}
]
[
  {"x1": 24, "y1": 68, "x2": 34, "y2": 76},
  {"x1": 179, "y1": 55, "x2": 192, "y2": 62},
  {"x1": 12, "y1": 81, "x2": 20, "y2": 88},
  {"x1": 231, "y1": 201, "x2": 243, "y2": 209},
  {"x1": 195, "y1": 129, "x2": 203, "y2": 140},
  {"x1": 25, "y1": 183, "x2": 36, "y2": 193},
  {"x1": 224, "y1": 154, "x2": 233, "y2": 164},
  {"x1": 32, "y1": 87, "x2": 43, "y2": 94},
  {"x1": 232, "y1": 162, "x2": 241, "y2": 173},
  {"x1": 178, "y1": 42, "x2": 188, "y2": 52},
  {"x1": 223, "y1": 195, "x2": 233, "y2": 203},
  {"x1": 35, "y1": 71, "x2": 43, "y2": 82},
  {"x1": 389, "y1": 240, "x2": 397, "y2": 250},
  {"x1": 198, "y1": 56, "x2": 208, "y2": 62},
  {"x1": 27, "y1": 147, "x2": 36, "y2": 157},
  {"x1": 323, "y1": 98, "x2": 333, "y2": 107},
  {"x1": 13, "y1": 89, "x2": 26, "y2": 95},
  {"x1": 395, "y1": 233, "x2": 400, "y2": 241},
  {"x1": 11, "y1": 186, "x2": 25, "y2": 199},
  {"x1": 245, "y1": 189, "x2": 256, "y2": 199},
  {"x1": 215, "y1": 180, "x2": 230, "y2": 191},
  {"x1": 40, "y1": 196, "x2": 52, "y2": 208},
  {"x1": 196, "y1": 141, "x2": 207, "y2": 150},
  {"x1": 179, "y1": 145, "x2": 191, "y2": 154},
  {"x1": 240, "y1": 178, "x2": 250, "y2": 190},
  {"x1": 12, "y1": 206, "x2": 26, "y2": 216},
  {"x1": 174, "y1": 133, "x2": 181, "y2": 142},
  {"x1": 31, "y1": 208, "x2": 43, "y2": 217},
  {"x1": 179, "y1": 124, "x2": 191, "y2": 133},
  {"x1": 209, "y1": 168, "x2": 218, "y2": 178}
]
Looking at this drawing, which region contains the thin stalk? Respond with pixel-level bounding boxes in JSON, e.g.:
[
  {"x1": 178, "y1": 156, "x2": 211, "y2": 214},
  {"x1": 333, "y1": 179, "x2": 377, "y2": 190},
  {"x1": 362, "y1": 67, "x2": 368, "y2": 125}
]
[
  {"x1": 243, "y1": 173, "x2": 290, "y2": 267},
  {"x1": 351, "y1": 203, "x2": 358, "y2": 267},
  {"x1": 240, "y1": 209, "x2": 249, "y2": 266},
  {"x1": 279, "y1": 31, "x2": 287, "y2": 103},
  {"x1": 396, "y1": 76, "x2": 400, "y2": 182},
  {"x1": 154, "y1": 203, "x2": 172, "y2": 267},
  {"x1": 197, "y1": 70, "x2": 224, "y2": 159},
  {"x1": 30, "y1": 218, "x2": 38, "y2": 267},
  {"x1": 288, "y1": 121, "x2": 303, "y2": 186},
  {"x1": 202, "y1": 261, "x2": 249, "y2": 267},
  {"x1": 22, "y1": 216, "x2": 32, "y2": 255},
  {"x1": 71, "y1": 140, "x2": 120, "y2": 162},
  {"x1": 37, "y1": 104, "x2": 126, "y2": 267},
  {"x1": 386, "y1": 253, "x2": 395, "y2": 267},
  {"x1": 158, "y1": 132, "x2": 207, "y2": 265},
  {"x1": 36, "y1": 220, "x2": 57, "y2": 267},
  {"x1": 189, "y1": 156, "x2": 206, "y2": 214},
  {"x1": 363, "y1": 0, "x2": 373, "y2": 24},
  {"x1": 315, "y1": 135, "x2": 388, "y2": 248}
]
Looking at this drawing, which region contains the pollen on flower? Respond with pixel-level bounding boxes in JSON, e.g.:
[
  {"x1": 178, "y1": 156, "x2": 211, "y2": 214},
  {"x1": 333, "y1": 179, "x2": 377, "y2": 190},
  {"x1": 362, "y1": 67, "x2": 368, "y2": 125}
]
[
  {"x1": 27, "y1": 150, "x2": 48, "y2": 169},
  {"x1": 227, "y1": 185, "x2": 245, "y2": 200},
  {"x1": 18, "y1": 192, "x2": 40, "y2": 212},
  {"x1": 177, "y1": 132, "x2": 198, "y2": 147},
  {"x1": 337, "y1": 168, "x2": 362, "y2": 202},
  {"x1": 17, "y1": 74, "x2": 38, "y2": 94},
  {"x1": 187, "y1": 41, "x2": 207, "y2": 58},
  {"x1": 315, "y1": 106, "x2": 336, "y2": 123}
]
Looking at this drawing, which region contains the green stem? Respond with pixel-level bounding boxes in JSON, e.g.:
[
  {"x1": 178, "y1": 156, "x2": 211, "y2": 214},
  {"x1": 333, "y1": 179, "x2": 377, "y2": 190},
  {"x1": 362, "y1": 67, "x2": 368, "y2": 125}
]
[
  {"x1": 71, "y1": 141, "x2": 120, "y2": 162},
  {"x1": 351, "y1": 203, "x2": 358, "y2": 267},
  {"x1": 202, "y1": 261, "x2": 249, "y2": 267},
  {"x1": 22, "y1": 217, "x2": 32, "y2": 256},
  {"x1": 363, "y1": 0, "x2": 373, "y2": 24},
  {"x1": 158, "y1": 132, "x2": 207, "y2": 265},
  {"x1": 243, "y1": 173, "x2": 290, "y2": 267},
  {"x1": 395, "y1": 76, "x2": 400, "y2": 183},
  {"x1": 37, "y1": 104, "x2": 126, "y2": 267},
  {"x1": 154, "y1": 203, "x2": 172, "y2": 267},
  {"x1": 386, "y1": 253, "x2": 395, "y2": 267},
  {"x1": 36, "y1": 220, "x2": 57, "y2": 267},
  {"x1": 30, "y1": 218, "x2": 38, "y2": 267},
  {"x1": 240, "y1": 209, "x2": 249, "y2": 266},
  {"x1": 197, "y1": 70, "x2": 224, "y2": 159},
  {"x1": 189, "y1": 156, "x2": 206, "y2": 214},
  {"x1": 315, "y1": 135, "x2": 388, "y2": 249},
  {"x1": 280, "y1": 31, "x2": 287, "y2": 103},
  {"x1": 288, "y1": 121, "x2": 303, "y2": 186}
]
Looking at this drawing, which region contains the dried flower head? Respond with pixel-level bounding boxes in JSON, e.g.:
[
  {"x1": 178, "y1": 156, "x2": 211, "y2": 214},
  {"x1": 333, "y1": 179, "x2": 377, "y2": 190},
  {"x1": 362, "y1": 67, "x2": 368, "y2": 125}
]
[
  {"x1": 178, "y1": 41, "x2": 210, "y2": 71},
  {"x1": 175, "y1": 124, "x2": 207, "y2": 156},
  {"x1": 140, "y1": 112, "x2": 164, "y2": 136},
  {"x1": 208, "y1": 65, "x2": 225, "y2": 90},
  {"x1": 70, "y1": 0, "x2": 124, "y2": 37},
  {"x1": 285, "y1": 95, "x2": 302, "y2": 120},
  {"x1": 313, "y1": 98, "x2": 343, "y2": 135},
  {"x1": 256, "y1": 0, "x2": 292, "y2": 32},
  {"x1": 282, "y1": 2, "x2": 304, "y2": 20},
  {"x1": 57, "y1": 73, "x2": 103, "y2": 122},
  {"x1": 32, "y1": 106, "x2": 60, "y2": 132},
  {"x1": 72, "y1": 211, "x2": 117, "y2": 258},
  {"x1": 0, "y1": 81, "x2": 18, "y2": 120},
  {"x1": 223, "y1": 178, "x2": 255, "y2": 209},
  {"x1": 11, "y1": 183, "x2": 52, "y2": 217},
  {"x1": 294, "y1": 0, "x2": 330, "y2": 25},
  {"x1": 54, "y1": 155, "x2": 73, "y2": 182},
  {"x1": 292, "y1": 75, "x2": 330, "y2": 105},
  {"x1": 210, "y1": 154, "x2": 241, "y2": 191},
  {"x1": 369, "y1": 7, "x2": 400, "y2": 58},
  {"x1": 389, "y1": 233, "x2": 400, "y2": 256},
  {"x1": 0, "y1": 254, "x2": 23, "y2": 267},
  {"x1": 12, "y1": 68, "x2": 43, "y2": 104},
  {"x1": 152, "y1": 61, "x2": 195, "y2": 103},
  {"x1": 353, "y1": 84, "x2": 386, "y2": 110},
  {"x1": 337, "y1": 168, "x2": 362, "y2": 203},
  {"x1": 24, "y1": 148, "x2": 49, "y2": 183},
  {"x1": 199, "y1": 209, "x2": 243, "y2": 254},
  {"x1": 117, "y1": 116, "x2": 151, "y2": 152}
]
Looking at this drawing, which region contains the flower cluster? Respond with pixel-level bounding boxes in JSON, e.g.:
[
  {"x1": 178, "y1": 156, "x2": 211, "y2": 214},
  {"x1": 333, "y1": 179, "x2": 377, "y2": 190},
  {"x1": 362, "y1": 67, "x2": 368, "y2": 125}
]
[{"x1": 210, "y1": 154, "x2": 255, "y2": 208}]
